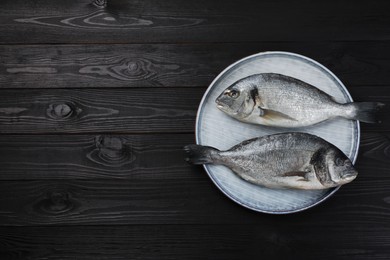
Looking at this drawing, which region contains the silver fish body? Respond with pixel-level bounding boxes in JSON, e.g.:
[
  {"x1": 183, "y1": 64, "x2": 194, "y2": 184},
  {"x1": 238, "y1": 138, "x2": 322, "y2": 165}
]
[
  {"x1": 184, "y1": 133, "x2": 357, "y2": 190},
  {"x1": 216, "y1": 73, "x2": 383, "y2": 128}
]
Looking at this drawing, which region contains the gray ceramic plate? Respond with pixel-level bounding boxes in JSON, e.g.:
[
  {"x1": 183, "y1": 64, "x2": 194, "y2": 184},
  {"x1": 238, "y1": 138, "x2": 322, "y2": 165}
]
[{"x1": 195, "y1": 51, "x2": 360, "y2": 214}]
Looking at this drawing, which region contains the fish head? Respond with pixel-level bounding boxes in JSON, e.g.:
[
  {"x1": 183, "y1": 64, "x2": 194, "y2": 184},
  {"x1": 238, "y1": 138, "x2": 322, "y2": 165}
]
[
  {"x1": 215, "y1": 80, "x2": 257, "y2": 119},
  {"x1": 326, "y1": 149, "x2": 358, "y2": 185},
  {"x1": 312, "y1": 147, "x2": 358, "y2": 187}
]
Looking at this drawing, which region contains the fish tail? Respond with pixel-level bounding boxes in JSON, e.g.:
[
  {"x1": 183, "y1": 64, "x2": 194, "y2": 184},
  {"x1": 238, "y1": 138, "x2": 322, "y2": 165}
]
[
  {"x1": 344, "y1": 102, "x2": 385, "y2": 123},
  {"x1": 184, "y1": 144, "x2": 220, "y2": 164}
]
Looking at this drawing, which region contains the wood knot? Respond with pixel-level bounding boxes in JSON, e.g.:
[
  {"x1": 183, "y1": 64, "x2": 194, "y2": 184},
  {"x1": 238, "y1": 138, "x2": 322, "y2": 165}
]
[
  {"x1": 46, "y1": 102, "x2": 80, "y2": 120},
  {"x1": 127, "y1": 61, "x2": 138, "y2": 72},
  {"x1": 93, "y1": 0, "x2": 107, "y2": 8},
  {"x1": 37, "y1": 190, "x2": 75, "y2": 215},
  {"x1": 122, "y1": 59, "x2": 150, "y2": 78},
  {"x1": 87, "y1": 135, "x2": 135, "y2": 167}
]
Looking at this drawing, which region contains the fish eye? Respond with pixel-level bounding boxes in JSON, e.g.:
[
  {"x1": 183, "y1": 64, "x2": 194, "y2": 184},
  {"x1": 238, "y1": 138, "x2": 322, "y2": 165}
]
[
  {"x1": 335, "y1": 157, "x2": 344, "y2": 166},
  {"x1": 228, "y1": 89, "x2": 240, "y2": 98}
]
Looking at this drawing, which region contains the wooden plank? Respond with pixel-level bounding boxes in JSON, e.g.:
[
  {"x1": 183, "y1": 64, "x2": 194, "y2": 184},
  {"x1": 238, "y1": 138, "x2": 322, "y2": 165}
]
[
  {"x1": 0, "y1": 134, "x2": 197, "y2": 180},
  {"x1": 0, "y1": 44, "x2": 221, "y2": 89},
  {"x1": 0, "y1": 88, "x2": 203, "y2": 134},
  {"x1": 0, "y1": 132, "x2": 388, "y2": 181},
  {"x1": 0, "y1": 178, "x2": 227, "y2": 226},
  {"x1": 0, "y1": 87, "x2": 388, "y2": 134},
  {"x1": 0, "y1": 132, "x2": 388, "y2": 226},
  {"x1": 358, "y1": 132, "x2": 390, "y2": 166},
  {"x1": 1, "y1": 42, "x2": 390, "y2": 89},
  {"x1": 0, "y1": 0, "x2": 389, "y2": 43},
  {"x1": 0, "y1": 225, "x2": 389, "y2": 259},
  {"x1": 0, "y1": 174, "x2": 388, "y2": 226}
]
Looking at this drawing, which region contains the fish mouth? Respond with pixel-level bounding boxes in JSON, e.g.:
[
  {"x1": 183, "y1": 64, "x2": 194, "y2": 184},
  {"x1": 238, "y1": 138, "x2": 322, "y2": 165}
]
[
  {"x1": 341, "y1": 171, "x2": 358, "y2": 181},
  {"x1": 216, "y1": 103, "x2": 225, "y2": 110},
  {"x1": 215, "y1": 99, "x2": 227, "y2": 110}
]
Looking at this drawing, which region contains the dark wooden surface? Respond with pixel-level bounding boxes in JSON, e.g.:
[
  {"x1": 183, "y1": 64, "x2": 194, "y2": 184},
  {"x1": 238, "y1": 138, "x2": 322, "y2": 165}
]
[{"x1": 0, "y1": 0, "x2": 389, "y2": 259}]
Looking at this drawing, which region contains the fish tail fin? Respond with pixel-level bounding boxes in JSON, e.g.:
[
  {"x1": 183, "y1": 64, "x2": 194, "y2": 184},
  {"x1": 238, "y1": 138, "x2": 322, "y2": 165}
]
[
  {"x1": 184, "y1": 144, "x2": 219, "y2": 165},
  {"x1": 344, "y1": 102, "x2": 385, "y2": 123}
]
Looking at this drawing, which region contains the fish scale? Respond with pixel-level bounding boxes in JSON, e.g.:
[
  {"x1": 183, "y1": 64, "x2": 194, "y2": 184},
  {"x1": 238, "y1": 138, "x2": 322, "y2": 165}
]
[
  {"x1": 215, "y1": 73, "x2": 383, "y2": 128},
  {"x1": 184, "y1": 132, "x2": 358, "y2": 190}
]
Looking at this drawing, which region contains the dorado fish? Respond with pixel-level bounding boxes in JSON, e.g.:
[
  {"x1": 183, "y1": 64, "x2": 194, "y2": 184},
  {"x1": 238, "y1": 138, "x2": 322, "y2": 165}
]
[
  {"x1": 215, "y1": 73, "x2": 384, "y2": 128},
  {"x1": 184, "y1": 133, "x2": 357, "y2": 190}
]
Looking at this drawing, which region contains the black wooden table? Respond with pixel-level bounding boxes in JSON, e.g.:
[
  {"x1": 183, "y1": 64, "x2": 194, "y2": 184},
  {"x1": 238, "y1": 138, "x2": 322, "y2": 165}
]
[{"x1": 0, "y1": 0, "x2": 389, "y2": 259}]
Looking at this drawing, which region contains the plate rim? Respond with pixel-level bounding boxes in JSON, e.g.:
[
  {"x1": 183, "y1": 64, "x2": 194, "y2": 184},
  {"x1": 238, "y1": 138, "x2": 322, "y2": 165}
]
[{"x1": 195, "y1": 51, "x2": 361, "y2": 214}]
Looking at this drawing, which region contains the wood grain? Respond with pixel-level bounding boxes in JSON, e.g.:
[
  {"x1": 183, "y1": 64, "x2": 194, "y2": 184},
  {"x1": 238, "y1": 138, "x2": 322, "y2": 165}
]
[
  {"x1": 0, "y1": 178, "x2": 225, "y2": 226},
  {"x1": 0, "y1": 132, "x2": 388, "y2": 226},
  {"x1": 0, "y1": 1, "x2": 389, "y2": 259},
  {"x1": 0, "y1": 225, "x2": 388, "y2": 259},
  {"x1": 0, "y1": 0, "x2": 389, "y2": 43},
  {"x1": 359, "y1": 132, "x2": 390, "y2": 165},
  {"x1": 1, "y1": 42, "x2": 390, "y2": 89},
  {"x1": 0, "y1": 88, "x2": 203, "y2": 134},
  {"x1": 0, "y1": 44, "x2": 219, "y2": 88},
  {"x1": 0, "y1": 134, "x2": 196, "y2": 180},
  {"x1": 0, "y1": 132, "x2": 385, "y2": 181},
  {"x1": 0, "y1": 132, "x2": 387, "y2": 182},
  {"x1": 0, "y1": 172, "x2": 388, "y2": 226},
  {"x1": 0, "y1": 87, "x2": 387, "y2": 134}
]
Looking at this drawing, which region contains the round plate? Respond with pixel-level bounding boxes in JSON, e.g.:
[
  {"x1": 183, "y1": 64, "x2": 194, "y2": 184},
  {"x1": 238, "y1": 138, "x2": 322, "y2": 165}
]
[{"x1": 196, "y1": 51, "x2": 360, "y2": 214}]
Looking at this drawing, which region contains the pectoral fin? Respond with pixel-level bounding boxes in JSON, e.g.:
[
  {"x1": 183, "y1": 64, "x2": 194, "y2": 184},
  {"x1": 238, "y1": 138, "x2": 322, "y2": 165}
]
[
  {"x1": 283, "y1": 171, "x2": 309, "y2": 182},
  {"x1": 258, "y1": 107, "x2": 297, "y2": 121}
]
